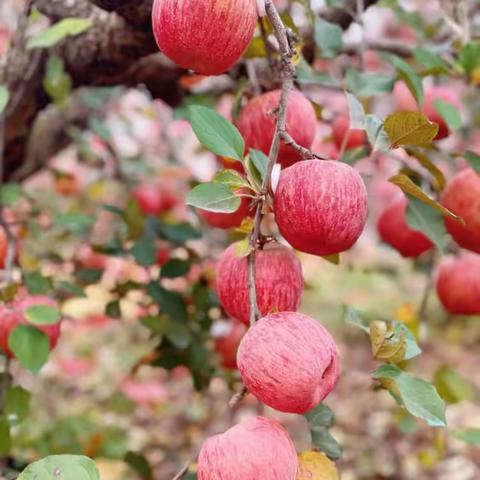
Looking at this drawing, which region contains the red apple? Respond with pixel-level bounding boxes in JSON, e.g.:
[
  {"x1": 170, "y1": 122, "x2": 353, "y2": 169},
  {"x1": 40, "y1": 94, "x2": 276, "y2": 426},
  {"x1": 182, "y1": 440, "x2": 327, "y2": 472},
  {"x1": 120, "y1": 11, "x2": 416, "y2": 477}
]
[
  {"x1": 156, "y1": 244, "x2": 170, "y2": 266},
  {"x1": 237, "y1": 311, "x2": 340, "y2": 413},
  {"x1": 152, "y1": 0, "x2": 258, "y2": 76},
  {"x1": 198, "y1": 191, "x2": 252, "y2": 229},
  {"x1": 436, "y1": 254, "x2": 480, "y2": 315},
  {"x1": 236, "y1": 89, "x2": 317, "y2": 168},
  {"x1": 218, "y1": 156, "x2": 244, "y2": 174},
  {"x1": 332, "y1": 115, "x2": 366, "y2": 151},
  {"x1": 214, "y1": 321, "x2": 247, "y2": 369},
  {"x1": 441, "y1": 169, "x2": 480, "y2": 253},
  {"x1": 0, "y1": 295, "x2": 62, "y2": 358},
  {"x1": 274, "y1": 160, "x2": 368, "y2": 256},
  {"x1": 216, "y1": 242, "x2": 303, "y2": 325},
  {"x1": 377, "y1": 197, "x2": 433, "y2": 258},
  {"x1": 132, "y1": 183, "x2": 177, "y2": 216},
  {"x1": 198, "y1": 416, "x2": 298, "y2": 480}
]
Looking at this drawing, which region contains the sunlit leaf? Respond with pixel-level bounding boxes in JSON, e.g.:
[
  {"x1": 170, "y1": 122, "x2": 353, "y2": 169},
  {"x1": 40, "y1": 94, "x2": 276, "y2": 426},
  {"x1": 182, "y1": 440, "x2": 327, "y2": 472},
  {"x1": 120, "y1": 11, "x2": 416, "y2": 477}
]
[
  {"x1": 8, "y1": 325, "x2": 50, "y2": 374},
  {"x1": 384, "y1": 112, "x2": 439, "y2": 148},
  {"x1": 186, "y1": 183, "x2": 241, "y2": 213},
  {"x1": 27, "y1": 18, "x2": 93, "y2": 49},
  {"x1": 18, "y1": 455, "x2": 99, "y2": 480}
]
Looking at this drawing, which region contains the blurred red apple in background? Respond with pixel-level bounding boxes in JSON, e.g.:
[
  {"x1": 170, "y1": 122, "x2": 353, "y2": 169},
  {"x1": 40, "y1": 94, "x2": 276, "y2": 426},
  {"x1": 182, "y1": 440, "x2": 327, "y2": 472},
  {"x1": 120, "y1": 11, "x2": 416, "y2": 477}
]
[
  {"x1": 132, "y1": 183, "x2": 177, "y2": 216},
  {"x1": 197, "y1": 191, "x2": 252, "y2": 229},
  {"x1": 213, "y1": 321, "x2": 247, "y2": 369},
  {"x1": 152, "y1": 0, "x2": 257, "y2": 75},
  {"x1": 237, "y1": 89, "x2": 317, "y2": 168},
  {"x1": 441, "y1": 168, "x2": 480, "y2": 253},
  {"x1": 436, "y1": 254, "x2": 480, "y2": 315},
  {"x1": 274, "y1": 160, "x2": 368, "y2": 256},
  {"x1": 377, "y1": 197, "x2": 433, "y2": 257},
  {"x1": 332, "y1": 115, "x2": 366, "y2": 151}
]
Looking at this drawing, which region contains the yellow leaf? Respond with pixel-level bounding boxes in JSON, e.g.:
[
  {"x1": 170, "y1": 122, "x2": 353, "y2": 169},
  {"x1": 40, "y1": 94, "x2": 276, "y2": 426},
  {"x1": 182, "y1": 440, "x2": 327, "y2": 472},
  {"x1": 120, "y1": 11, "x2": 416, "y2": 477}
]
[
  {"x1": 405, "y1": 148, "x2": 446, "y2": 191},
  {"x1": 370, "y1": 320, "x2": 407, "y2": 364},
  {"x1": 395, "y1": 303, "x2": 420, "y2": 337},
  {"x1": 297, "y1": 451, "x2": 339, "y2": 480},
  {"x1": 384, "y1": 112, "x2": 439, "y2": 148},
  {"x1": 235, "y1": 216, "x2": 254, "y2": 235},
  {"x1": 235, "y1": 239, "x2": 253, "y2": 257},
  {"x1": 321, "y1": 253, "x2": 340, "y2": 265},
  {"x1": 389, "y1": 174, "x2": 463, "y2": 222},
  {"x1": 470, "y1": 67, "x2": 480, "y2": 86}
]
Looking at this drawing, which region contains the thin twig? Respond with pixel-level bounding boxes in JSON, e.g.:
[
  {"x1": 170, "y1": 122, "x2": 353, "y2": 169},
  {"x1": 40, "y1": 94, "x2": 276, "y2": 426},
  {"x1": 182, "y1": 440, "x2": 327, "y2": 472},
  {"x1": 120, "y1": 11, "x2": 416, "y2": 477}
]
[
  {"x1": 171, "y1": 457, "x2": 195, "y2": 480},
  {"x1": 418, "y1": 253, "x2": 436, "y2": 345}
]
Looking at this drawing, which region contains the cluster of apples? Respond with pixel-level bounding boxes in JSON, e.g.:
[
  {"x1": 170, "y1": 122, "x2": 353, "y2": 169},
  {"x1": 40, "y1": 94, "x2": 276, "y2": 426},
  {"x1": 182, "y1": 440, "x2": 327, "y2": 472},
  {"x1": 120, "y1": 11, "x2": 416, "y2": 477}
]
[{"x1": 151, "y1": 1, "x2": 367, "y2": 477}]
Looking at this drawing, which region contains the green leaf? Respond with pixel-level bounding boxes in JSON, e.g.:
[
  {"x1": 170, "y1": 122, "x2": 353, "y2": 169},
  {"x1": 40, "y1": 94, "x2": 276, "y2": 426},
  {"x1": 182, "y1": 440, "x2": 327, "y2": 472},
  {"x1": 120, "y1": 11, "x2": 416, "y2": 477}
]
[
  {"x1": 310, "y1": 428, "x2": 343, "y2": 460},
  {"x1": 124, "y1": 452, "x2": 153, "y2": 480},
  {"x1": 0, "y1": 183, "x2": 22, "y2": 206},
  {"x1": 413, "y1": 48, "x2": 450, "y2": 75},
  {"x1": 372, "y1": 364, "x2": 446, "y2": 427},
  {"x1": 458, "y1": 42, "x2": 480, "y2": 75},
  {"x1": 453, "y1": 429, "x2": 480, "y2": 445},
  {"x1": 147, "y1": 282, "x2": 188, "y2": 322},
  {"x1": 296, "y1": 59, "x2": 338, "y2": 87},
  {"x1": 393, "y1": 321, "x2": 422, "y2": 360},
  {"x1": 153, "y1": 220, "x2": 202, "y2": 245},
  {"x1": 106, "y1": 300, "x2": 121, "y2": 319},
  {"x1": 8, "y1": 325, "x2": 50, "y2": 374},
  {"x1": 364, "y1": 115, "x2": 390, "y2": 151},
  {"x1": 43, "y1": 56, "x2": 72, "y2": 106},
  {"x1": 24, "y1": 271, "x2": 53, "y2": 295},
  {"x1": 346, "y1": 68, "x2": 394, "y2": 97},
  {"x1": 304, "y1": 403, "x2": 334, "y2": 428},
  {"x1": 0, "y1": 85, "x2": 10, "y2": 115},
  {"x1": 433, "y1": 365, "x2": 476, "y2": 404},
  {"x1": 0, "y1": 417, "x2": 11, "y2": 455},
  {"x1": 314, "y1": 17, "x2": 343, "y2": 58},
  {"x1": 161, "y1": 259, "x2": 191, "y2": 279},
  {"x1": 25, "y1": 304, "x2": 61, "y2": 325},
  {"x1": 54, "y1": 213, "x2": 95, "y2": 235},
  {"x1": 464, "y1": 151, "x2": 480, "y2": 172},
  {"x1": 343, "y1": 306, "x2": 370, "y2": 333},
  {"x1": 18, "y1": 455, "x2": 100, "y2": 480},
  {"x1": 384, "y1": 112, "x2": 439, "y2": 148},
  {"x1": 186, "y1": 183, "x2": 241, "y2": 213},
  {"x1": 27, "y1": 18, "x2": 93, "y2": 49},
  {"x1": 188, "y1": 106, "x2": 244, "y2": 161},
  {"x1": 249, "y1": 149, "x2": 268, "y2": 182},
  {"x1": 346, "y1": 92, "x2": 365, "y2": 129},
  {"x1": 75, "y1": 268, "x2": 103, "y2": 284},
  {"x1": 56, "y1": 281, "x2": 86, "y2": 298},
  {"x1": 130, "y1": 232, "x2": 157, "y2": 267},
  {"x1": 405, "y1": 195, "x2": 447, "y2": 252},
  {"x1": 4, "y1": 386, "x2": 30, "y2": 425},
  {"x1": 383, "y1": 53, "x2": 424, "y2": 106},
  {"x1": 433, "y1": 99, "x2": 461, "y2": 131},
  {"x1": 212, "y1": 169, "x2": 250, "y2": 191}
]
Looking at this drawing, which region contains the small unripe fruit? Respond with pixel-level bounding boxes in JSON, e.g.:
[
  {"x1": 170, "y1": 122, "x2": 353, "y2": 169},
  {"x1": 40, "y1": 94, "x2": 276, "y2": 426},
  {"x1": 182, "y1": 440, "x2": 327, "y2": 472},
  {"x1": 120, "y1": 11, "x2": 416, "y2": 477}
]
[
  {"x1": 332, "y1": 115, "x2": 366, "y2": 151},
  {"x1": 197, "y1": 416, "x2": 298, "y2": 480},
  {"x1": 237, "y1": 312, "x2": 339, "y2": 413},
  {"x1": 214, "y1": 321, "x2": 247, "y2": 369},
  {"x1": 0, "y1": 295, "x2": 62, "y2": 357},
  {"x1": 377, "y1": 197, "x2": 433, "y2": 258},
  {"x1": 152, "y1": 0, "x2": 257, "y2": 76},
  {"x1": 297, "y1": 451, "x2": 339, "y2": 480},
  {"x1": 441, "y1": 169, "x2": 480, "y2": 253},
  {"x1": 198, "y1": 193, "x2": 252, "y2": 229},
  {"x1": 216, "y1": 242, "x2": 303, "y2": 325},
  {"x1": 237, "y1": 89, "x2": 317, "y2": 168},
  {"x1": 436, "y1": 254, "x2": 480, "y2": 315},
  {"x1": 274, "y1": 160, "x2": 368, "y2": 256}
]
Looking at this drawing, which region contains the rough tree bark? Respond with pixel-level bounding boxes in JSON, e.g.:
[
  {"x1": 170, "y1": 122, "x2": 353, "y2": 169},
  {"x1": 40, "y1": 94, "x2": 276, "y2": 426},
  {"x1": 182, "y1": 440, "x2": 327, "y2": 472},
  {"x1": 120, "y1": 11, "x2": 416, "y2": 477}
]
[{"x1": 0, "y1": 0, "x2": 379, "y2": 182}]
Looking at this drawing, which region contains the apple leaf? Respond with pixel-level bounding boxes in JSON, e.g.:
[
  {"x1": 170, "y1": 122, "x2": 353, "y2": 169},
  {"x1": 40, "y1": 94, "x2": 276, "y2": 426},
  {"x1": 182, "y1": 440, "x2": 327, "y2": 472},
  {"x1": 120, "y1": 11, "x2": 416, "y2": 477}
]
[
  {"x1": 8, "y1": 325, "x2": 50, "y2": 374},
  {"x1": 384, "y1": 112, "x2": 439, "y2": 148},
  {"x1": 464, "y1": 151, "x2": 480, "y2": 173},
  {"x1": 4, "y1": 386, "x2": 30, "y2": 425},
  {"x1": 249, "y1": 149, "x2": 268, "y2": 181},
  {"x1": 372, "y1": 364, "x2": 446, "y2": 427},
  {"x1": 365, "y1": 114, "x2": 390, "y2": 152},
  {"x1": 458, "y1": 42, "x2": 480, "y2": 76},
  {"x1": 433, "y1": 98, "x2": 462, "y2": 131},
  {"x1": 345, "y1": 68, "x2": 394, "y2": 97},
  {"x1": 413, "y1": 48, "x2": 450, "y2": 75},
  {"x1": 27, "y1": 18, "x2": 93, "y2": 50},
  {"x1": 188, "y1": 106, "x2": 244, "y2": 161},
  {"x1": 343, "y1": 306, "x2": 370, "y2": 333},
  {"x1": 0, "y1": 85, "x2": 9, "y2": 115},
  {"x1": 0, "y1": 417, "x2": 11, "y2": 455},
  {"x1": 131, "y1": 232, "x2": 157, "y2": 267},
  {"x1": 25, "y1": 305, "x2": 61, "y2": 325},
  {"x1": 453, "y1": 429, "x2": 480, "y2": 445},
  {"x1": 18, "y1": 455, "x2": 99, "y2": 480},
  {"x1": 314, "y1": 17, "x2": 343, "y2": 58},
  {"x1": 405, "y1": 148, "x2": 446, "y2": 191},
  {"x1": 346, "y1": 92, "x2": 365, "y2": 129},
  {"x1": 212, "y1": 169, "x2": 250, "y2": 191},
  {"x1": 186, "y1": 183, "x2": 241, "y2": 213}
]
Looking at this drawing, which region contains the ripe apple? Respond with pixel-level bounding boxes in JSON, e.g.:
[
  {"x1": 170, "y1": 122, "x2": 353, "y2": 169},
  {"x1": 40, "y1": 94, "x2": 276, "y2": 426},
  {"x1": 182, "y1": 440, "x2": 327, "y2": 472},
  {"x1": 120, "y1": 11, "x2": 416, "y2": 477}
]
[
  {"x1": 393, "y1": 82, "x2": 460, "y2": 140},
  {"x1": 214, "y1": 321, "x2": 247, "y2": 369},
  {"x1": 237, "y1": 311, "x2": 339, "y2": 413},
  {"x1": 297, "y1": 451, "x2": 339, "y2": 480},
  {"x1": 441, "y1": 168, "x2": 480, "y2": 253},
  {"x1": 156, "y1": 244, "x2": 170, "y2": 266},
  {"x1": 132, "y1": 183, "x2": 177, "y2": 216},
  {"x1": 436, "y1": 254, "x2": 480, "y2": 315},
  {"x1": 198, "y1": 191, "x2": 252, "y2": 229},
  {"x1": 0, "y1": 295, "x2": 62, "y2": 358},
  {"x1": 377, "y1": 197, "x2": 433, "y2": 257},
  {"x1": 236, "y1": 89, "x2": 317, "y2": 168},
  {"x1": 216, "y1": 242, "x2": 303, "y2": 325},
  {"x1": 332, "y1": 115, "x2": 366, "y2": 151},
  {"x1": 152, "y1": 0, "x2": 258, "y2": 75},
  {"x1": 218, "y1": 156, "x2": 244, "y2": 174},
  {"x1": 197, "y1": 416, "x2": 298, "y2": 480},
  {"x1": 274, "y1": 160, "x2": 368, "y2": 256}
]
